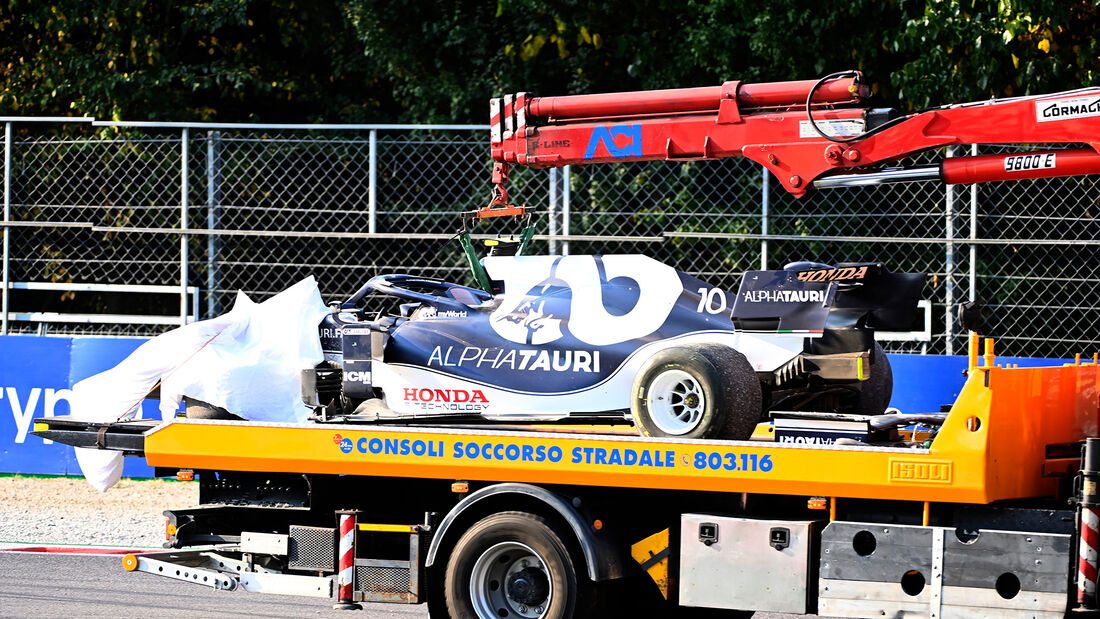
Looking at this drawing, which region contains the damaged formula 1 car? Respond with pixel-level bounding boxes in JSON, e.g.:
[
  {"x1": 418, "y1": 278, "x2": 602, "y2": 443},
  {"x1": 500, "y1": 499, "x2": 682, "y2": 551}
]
[{"x1": 304, "y1": 251, "x2": 924, "y2": 441}]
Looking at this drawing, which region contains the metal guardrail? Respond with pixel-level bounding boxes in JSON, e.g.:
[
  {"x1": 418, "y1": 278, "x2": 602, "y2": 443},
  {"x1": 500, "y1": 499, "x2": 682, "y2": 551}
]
[
  {"x1": 877, "y1": 300, "x2": 933, "y2": 348},
  {"x1": 6, "y1": 282, "x2": 199, "y2": 332}
]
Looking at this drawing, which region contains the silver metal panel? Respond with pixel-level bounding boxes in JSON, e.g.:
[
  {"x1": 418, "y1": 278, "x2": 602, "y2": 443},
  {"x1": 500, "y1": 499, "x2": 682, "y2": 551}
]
[
  {"x1": 202, "y1": 551, "x2": 277, "y2": 574},
  {"x1": 942, "y1": 529, "x2": 1071, "y2": 593},
  {"x1": 820, "y1": 522, "x2": 1073, "y2": 618},
  {"x1": 238, "y1": 572, "x2": 333, "y2": 598},
  {"x1": 289, "y1": 525, "x2": 335, "y2": 571},
  {"x1": 820, "y1": 521, "x2": 932, "y2": 582},
  {"x1": 355, "y1": 564, "x2": 411, "y2": 592},
  {"x1": 132, "y1": 554, "x2": 238, "y2": 591},
  {"x1": 241, "y1": 531, "x2": 289, "y2": 556},
  {"x1": 942, "y1": 585, "x2": 1066, "y2": 617},
  {"x1": 818, "y1": 579, "x2": 928, "y2": 618},
  {"x1": 679, "y1": 514, "x2": 815, "y2": 613},
  {"x1": 930, "y1": 527, "x2": 944, "y2": 619}
]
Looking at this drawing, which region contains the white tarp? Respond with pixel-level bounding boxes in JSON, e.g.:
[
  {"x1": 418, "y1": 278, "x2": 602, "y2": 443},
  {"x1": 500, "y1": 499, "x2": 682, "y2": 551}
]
[{"x1": 70, "y1": 277, "x2": 330, "y2": 491}]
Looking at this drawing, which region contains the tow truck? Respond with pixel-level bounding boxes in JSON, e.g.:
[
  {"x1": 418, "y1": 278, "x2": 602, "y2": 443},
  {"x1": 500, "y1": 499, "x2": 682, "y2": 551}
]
[{"x1": 32, "y1": 73, "x2": 1100, "y2": 618}]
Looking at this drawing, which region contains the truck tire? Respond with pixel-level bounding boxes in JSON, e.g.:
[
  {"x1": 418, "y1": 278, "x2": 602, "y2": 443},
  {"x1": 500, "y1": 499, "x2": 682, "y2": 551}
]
[
  {"x1": 444, "y1": 511, "x2": 588, "y2": 619},
  {"x1": 852, "y1": 342, "x2": 893, "y2": 416},
  {"x1": 631, "y1": 345, "x2": 761, "y2": 441}
]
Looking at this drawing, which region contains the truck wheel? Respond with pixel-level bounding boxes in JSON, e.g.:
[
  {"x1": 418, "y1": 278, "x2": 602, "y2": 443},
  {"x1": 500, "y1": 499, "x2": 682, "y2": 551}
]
[
  {"x1": 631, "y1": 345, "x2": 761, "y2": 441},
  {"x1": 852, "y1": 342, "x2": 893, "y2": 416},
  {"x1": 444, "y1": 511, "x2": 586, "y2": 619}
]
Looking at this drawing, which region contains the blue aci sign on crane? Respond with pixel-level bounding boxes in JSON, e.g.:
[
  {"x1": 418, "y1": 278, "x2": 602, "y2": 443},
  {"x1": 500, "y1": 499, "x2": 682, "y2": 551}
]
[{"x1": 584, "y1": 124, "x2": 642, "y2": 159}]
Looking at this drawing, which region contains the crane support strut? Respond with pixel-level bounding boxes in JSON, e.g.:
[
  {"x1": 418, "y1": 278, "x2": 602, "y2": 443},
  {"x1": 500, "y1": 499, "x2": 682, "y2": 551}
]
[{"x1": 489, "y1": 72, "x2": 1100, "y2": 200}]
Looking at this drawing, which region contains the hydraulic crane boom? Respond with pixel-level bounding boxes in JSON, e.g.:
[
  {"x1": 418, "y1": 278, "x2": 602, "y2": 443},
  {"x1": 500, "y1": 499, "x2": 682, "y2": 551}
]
[{"x1": 488, "y1": 71, "x2": 1100, "y2": 200}]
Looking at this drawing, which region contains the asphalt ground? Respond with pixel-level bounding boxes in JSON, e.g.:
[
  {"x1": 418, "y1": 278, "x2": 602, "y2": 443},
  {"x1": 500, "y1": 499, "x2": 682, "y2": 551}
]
[
  {"x1": 0, "y1": 551, "x2": 422, "y2": 619},
  {"x1": 0, "y1": 551, "x2": 828, "y2": 619}
]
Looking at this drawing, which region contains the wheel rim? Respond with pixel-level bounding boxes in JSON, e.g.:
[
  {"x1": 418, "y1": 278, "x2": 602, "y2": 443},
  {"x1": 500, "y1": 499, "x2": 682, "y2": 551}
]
[
  {"x1": 469, "y1": 541, "x2": 552, "y2": 619},
  {"x1": 646, "y1": 368, "x2": 706, "y2": 435}
]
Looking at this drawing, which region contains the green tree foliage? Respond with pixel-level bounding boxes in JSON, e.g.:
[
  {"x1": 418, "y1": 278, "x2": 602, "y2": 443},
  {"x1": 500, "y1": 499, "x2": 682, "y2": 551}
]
[
  {"x1": 0, "y1": 0, "x2": 376, "y2": 121},
  {"x1": 343, "y1": 0, "x2": 916, "y2": 123},
  {"x1": 892, "y1": 0, "x2": 1100, "y2": 108},
  {"x1": 0, "y1": 1, "x2": 1097, "y2": 122}
]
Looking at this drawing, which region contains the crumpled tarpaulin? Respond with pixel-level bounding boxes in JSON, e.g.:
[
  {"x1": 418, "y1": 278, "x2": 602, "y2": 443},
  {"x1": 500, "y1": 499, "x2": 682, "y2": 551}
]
[{"x1": 70, "y1": 277, "x2": 330, "y2": 491}]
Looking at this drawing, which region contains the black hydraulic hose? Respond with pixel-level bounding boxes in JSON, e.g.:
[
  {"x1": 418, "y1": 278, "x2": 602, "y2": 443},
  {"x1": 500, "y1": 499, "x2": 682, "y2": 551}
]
[{"x1": 805, "y1": 70, "x2": 946, "y2": 145}]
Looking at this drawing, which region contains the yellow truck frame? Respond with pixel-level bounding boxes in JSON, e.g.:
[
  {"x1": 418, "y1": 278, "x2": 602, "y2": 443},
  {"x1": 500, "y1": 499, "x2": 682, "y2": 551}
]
[{"x1": 34, "y1": 353, "x2": 1100, "y2": 618}]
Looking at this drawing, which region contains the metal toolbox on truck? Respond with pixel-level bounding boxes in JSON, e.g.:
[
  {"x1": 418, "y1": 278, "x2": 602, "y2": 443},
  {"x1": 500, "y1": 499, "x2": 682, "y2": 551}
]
[{"x1": 679, "y1": 514, "x2": 819, "y2": 613}]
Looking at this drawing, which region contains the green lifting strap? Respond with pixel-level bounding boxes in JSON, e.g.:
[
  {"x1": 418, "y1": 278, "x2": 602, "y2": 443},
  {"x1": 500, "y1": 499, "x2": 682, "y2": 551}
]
[
  {"x1": 458, "y1": 219, "x2": 536, "y2": 293},
  {"x1": 516, "y1": 223, "x2": 535, "y2": 255},
  {"x1": 459, "y1": 230, "x2": 493, "y2": 292}
]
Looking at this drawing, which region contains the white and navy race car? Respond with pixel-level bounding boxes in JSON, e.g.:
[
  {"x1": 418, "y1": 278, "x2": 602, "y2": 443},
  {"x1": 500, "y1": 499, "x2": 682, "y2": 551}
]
[{"x1": 304, "y1": 255, "x2": 924, "y2": 441}]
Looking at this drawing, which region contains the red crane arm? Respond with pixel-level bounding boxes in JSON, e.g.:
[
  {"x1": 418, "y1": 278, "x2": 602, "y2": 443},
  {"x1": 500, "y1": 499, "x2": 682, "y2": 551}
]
[{"x1": 488, "y1": 73, "x2": 1100, "y2": 199}]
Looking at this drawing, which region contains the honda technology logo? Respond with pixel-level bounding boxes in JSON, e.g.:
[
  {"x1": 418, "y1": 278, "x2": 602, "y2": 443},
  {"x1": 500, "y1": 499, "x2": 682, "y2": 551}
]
[
  {"x1": 403, "y1": 388, "x2": 490, "y2": 412},
  {"x1": 1036, "y1": 94, "x2": 1100, "y2": 122}
]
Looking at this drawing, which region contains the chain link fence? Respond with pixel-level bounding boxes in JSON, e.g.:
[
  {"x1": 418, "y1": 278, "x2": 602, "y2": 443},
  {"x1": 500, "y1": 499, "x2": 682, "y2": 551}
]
[{"x1": 2, "y1": 120, "x2": 1097, "y2": 359}]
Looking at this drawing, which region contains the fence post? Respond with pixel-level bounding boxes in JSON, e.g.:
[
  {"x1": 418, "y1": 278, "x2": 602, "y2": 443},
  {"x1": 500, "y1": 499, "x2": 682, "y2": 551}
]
[
  {"x1": 944, "y1": 146, "x2": 958, "y2": 355},
  {"x1": 562, "y1": 165, "x2": 571, "y2": 255},
  {"x1": 760, "y1": 164, "x2": 770, "y2": 270},
  {"x1": 368, "y1": 129, "x2": 377, "y2": 235},
  {"x1": 180, "y1": 128, "x2": 190, "y2": 328},
  {"x1": 969, "y1": 144, "x2": 979, "y2": 302},
  {"x1": 206, "y1": 131, "x2": 222, "y2": 319},
  {"x1": 549, "y1": 168, "x2": 559, "y2": 254},
  {"x1": 2, "y1": 122, "x2": 10, "y2": 335}
]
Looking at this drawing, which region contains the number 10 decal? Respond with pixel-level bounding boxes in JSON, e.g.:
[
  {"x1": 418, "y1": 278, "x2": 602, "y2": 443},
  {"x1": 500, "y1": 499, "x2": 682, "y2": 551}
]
[{"x1": 696, "y1": 287, "x2": 727, "y2": 314}]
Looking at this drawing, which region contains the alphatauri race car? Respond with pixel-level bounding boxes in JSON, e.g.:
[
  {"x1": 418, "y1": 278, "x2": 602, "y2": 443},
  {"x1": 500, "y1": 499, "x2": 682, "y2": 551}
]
[{"x1": 301, "y1": 254, "x2": 924, "y2": 441}]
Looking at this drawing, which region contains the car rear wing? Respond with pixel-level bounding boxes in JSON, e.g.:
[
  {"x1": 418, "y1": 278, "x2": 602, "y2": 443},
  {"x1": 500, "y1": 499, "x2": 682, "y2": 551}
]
[{"x1": 732, "y1": 264, "x2": 925, "y2": 333}]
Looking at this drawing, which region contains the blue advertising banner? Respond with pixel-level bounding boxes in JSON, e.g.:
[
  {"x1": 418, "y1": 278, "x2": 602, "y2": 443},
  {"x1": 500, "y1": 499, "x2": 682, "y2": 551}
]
[
  {"x1": 0, "y1": 334, "x2": 1078, "y2": 477},
  {"x1": 0, "y1": 335, "x2": 156, "y2": 477},
  {"x1": 888, "y1": 353, "x2": 1074, "y2": 413},
  {"x1": 0, "y1": 336, "x2": 73, "y2": 475}
]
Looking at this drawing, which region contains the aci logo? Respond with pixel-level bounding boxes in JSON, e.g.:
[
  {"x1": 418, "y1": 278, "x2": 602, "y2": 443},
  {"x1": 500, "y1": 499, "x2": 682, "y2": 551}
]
[
  {"x1": 334, "y1": 434, "x2": 353, "y2": 453},
  {"x1": 584, "y1": 124, "x2": 642, "y2": 159}
]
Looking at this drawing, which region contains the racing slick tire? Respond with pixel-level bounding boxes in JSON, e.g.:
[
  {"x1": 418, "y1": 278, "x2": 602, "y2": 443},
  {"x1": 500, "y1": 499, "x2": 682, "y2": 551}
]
[
  {"x1": 444, "y1": 511, "x2": 590, "y2": 619},
  {"x1": 631, "y1": 345, "x2": 762, "y2": 441},
  {"x1": 852, "y1": 342, "x2": 893, "y2": 416},
  {"x1": 183, "y1": 396, "x2": 242, "y2": 420}
]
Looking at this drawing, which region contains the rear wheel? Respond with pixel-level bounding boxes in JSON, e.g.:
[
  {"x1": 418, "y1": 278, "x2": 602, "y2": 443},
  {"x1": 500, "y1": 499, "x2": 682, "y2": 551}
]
[
  {"x1": 444, "y1": 512, "x2": 588, "y2": 619},
  {"x1": 183, "y1": 396, "x2": 242, "y2": 420},
  {"x1": 852, "y1": 341, "x2": 893, "y2": 416},
  {"x1": 631, "y1": 345, "x2": 762, "y2": 441}
]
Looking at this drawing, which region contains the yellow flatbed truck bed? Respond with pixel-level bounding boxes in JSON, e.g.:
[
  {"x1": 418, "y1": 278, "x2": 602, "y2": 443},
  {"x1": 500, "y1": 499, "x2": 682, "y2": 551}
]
[
  {"x1": 139, "y1": 362, "x2": 1099, "y2": 504},
  {"x1": 34, "y1": 361, "x2": 1100, "y2": 618}
]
